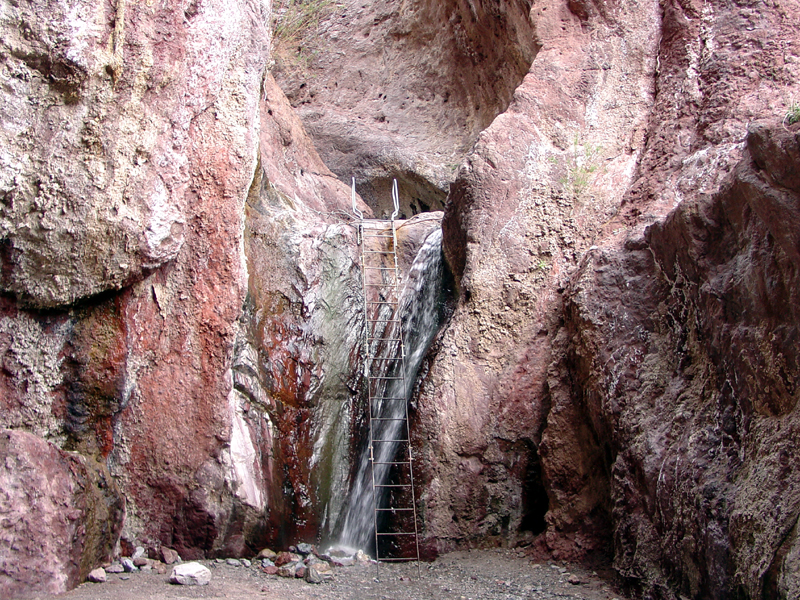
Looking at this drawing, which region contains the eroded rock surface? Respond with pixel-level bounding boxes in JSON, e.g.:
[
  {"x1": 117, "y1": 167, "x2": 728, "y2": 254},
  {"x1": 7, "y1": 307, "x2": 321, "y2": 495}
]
[
  {"x1": 555, "y1": 122, "x2": 800, "y2": 599},
  {"x1": 417, "y1": 0, "x2": 659, "y2": 553},
  {"x1": 0, "y1": 429, "x2": 123, "y2": 597},
  {"x1": 272, "y1": 0, "x2": 538, "y2": 216},
  {"x1": 0, "y1": 0, "x2": 269, "y2": 307}
]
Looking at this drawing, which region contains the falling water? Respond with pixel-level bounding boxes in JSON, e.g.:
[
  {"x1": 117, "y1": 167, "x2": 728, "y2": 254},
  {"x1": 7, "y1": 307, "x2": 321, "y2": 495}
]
[{"x1": 338, "y1": 227, "x2": 445, "y2": 552}]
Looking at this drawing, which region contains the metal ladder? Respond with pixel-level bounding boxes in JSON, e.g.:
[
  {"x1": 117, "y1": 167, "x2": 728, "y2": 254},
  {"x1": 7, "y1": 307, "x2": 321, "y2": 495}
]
[{"x1": 353, "y1": 179, "x2": 421, "y2": 575}]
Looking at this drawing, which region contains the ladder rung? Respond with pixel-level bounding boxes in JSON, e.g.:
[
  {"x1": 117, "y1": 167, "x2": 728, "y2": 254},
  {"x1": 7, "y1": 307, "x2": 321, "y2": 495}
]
[
  {"x1": 375, "y1": 507, "x2": 414, "y2": 511},
  {"x1": 372, "y1": 461, "x2": 411, "y2": 465}
]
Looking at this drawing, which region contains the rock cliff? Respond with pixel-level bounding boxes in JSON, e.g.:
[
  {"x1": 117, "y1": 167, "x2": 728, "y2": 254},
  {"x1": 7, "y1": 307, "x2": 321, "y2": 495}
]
[{"x1": 2, "y1": 0, "x2": 800, "y2": 598}]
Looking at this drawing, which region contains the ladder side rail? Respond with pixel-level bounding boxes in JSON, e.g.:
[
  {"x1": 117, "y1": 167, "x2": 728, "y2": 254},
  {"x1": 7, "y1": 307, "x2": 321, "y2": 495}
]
[{"x1": 393, "y1": 219, "x2": 421, "y2": 573}]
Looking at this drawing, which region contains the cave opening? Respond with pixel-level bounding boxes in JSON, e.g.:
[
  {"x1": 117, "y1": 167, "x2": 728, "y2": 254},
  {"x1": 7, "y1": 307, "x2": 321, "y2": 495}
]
[
  {"x1": 353, "y1": 172, "x2": 447, "y2": 220},
  {"x1": 520, "y1": 445, "x2": 549, "y2": 536}
]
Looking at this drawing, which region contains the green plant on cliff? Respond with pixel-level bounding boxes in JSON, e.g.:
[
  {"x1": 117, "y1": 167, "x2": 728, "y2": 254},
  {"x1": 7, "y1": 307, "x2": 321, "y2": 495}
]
[
  {"x1": 272, "y1": 0, "x2": 337, "y2": 46},
  {"x1": 786, "y1": 101, "x2": 800, "y2": 126},
  {"x1": 557, "y1": 135, "x2": 602, "y2": 200}
]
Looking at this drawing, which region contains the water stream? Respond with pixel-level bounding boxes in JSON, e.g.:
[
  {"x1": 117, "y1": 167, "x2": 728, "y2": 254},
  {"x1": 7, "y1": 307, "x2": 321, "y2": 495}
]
[{"x1": 338, "y1": 227, "x2": 445, "y2": 553}]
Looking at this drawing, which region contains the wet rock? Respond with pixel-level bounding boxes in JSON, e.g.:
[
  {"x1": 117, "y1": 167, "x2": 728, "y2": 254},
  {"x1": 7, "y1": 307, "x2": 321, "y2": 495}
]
[
  {"x1": 169, "y1": 562, "x2": 212, "y2": 586},
  {"x1": 0, "y1": 430, "x2": 123, "y2": 597},
  {"x1": 86, "y1": 569, "x2": 106, "y2": 583},
  {"x1": 295, "y1": 543, "x2": 315, "y2": 556},
  {"x1": 331, "y1": 557, "x2": 356, "y2": 567}
]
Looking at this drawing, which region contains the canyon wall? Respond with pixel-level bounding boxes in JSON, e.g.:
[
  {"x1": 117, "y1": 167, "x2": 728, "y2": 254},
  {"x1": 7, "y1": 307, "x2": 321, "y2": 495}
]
[
  {"x1": 415, "y1": 0, "x2": 800, "y2": 598},
  {"x1": 2, "y1": 0, "x2": 800, "y2": 598},
  {"x1": 272, "y1": 0, "x2": 538, "y2": 216}
]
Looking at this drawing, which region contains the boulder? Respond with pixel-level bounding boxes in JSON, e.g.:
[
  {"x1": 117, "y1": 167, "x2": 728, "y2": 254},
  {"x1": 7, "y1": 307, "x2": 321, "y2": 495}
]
[
  {"x1": 169, "y1": 562, "x2": 212, "y2": 586},
  {"x1": 160, "y1": 547, "x2": 181, "y2": 565},
  {"x1": 274, "y1": 552, "x2": 302, "y2": 567},
  {"x1": 0, "y1": 430, "x2": 123, "y2": 598},
  {"x1": 256, "y1": 548, "x2": 277, "y2": 561},
  {"x1": 120, "y1": 558, "x2": 137, "y2": 573},
  {"x1": 86, "y1": 569, "x2": 106, "y2": 583},
  {"x1": 277, "y1": 562, "x2": 300, "y2": 578}
]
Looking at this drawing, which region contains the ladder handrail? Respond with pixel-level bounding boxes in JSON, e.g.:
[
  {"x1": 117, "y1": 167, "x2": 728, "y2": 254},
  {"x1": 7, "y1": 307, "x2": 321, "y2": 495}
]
[
  {"x1": 390, "y1": 179, "x2": 400, "y2": 221},
  {"x1": 351, "y1": 177, "x2": 364, "y2": 220}
]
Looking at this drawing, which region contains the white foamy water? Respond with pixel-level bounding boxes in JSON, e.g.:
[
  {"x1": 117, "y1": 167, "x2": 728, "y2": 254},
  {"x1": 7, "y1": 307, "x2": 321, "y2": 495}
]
[{"x1": 338, "y1": 227, "x2": 444, "y2": 553}]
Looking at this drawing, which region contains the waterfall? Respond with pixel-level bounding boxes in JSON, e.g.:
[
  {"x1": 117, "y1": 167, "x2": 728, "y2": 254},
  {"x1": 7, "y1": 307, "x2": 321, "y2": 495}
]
[{"x1": 337, "y1": 227, "x2": 445, "y2": 552}]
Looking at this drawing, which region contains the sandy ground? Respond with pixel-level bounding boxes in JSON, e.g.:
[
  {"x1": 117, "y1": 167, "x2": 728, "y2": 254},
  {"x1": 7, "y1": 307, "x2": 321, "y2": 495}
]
[{"x1": 25, "y1": 549, "x2": 630, "y2": 600}]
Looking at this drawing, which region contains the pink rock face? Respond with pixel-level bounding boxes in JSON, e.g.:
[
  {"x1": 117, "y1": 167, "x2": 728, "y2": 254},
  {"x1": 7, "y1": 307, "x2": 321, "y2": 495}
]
[
  {"x1": 272, "y1": 0, "x2": 538, "y2": 215},
  {"x1": 417, "y1": 0, "x2": 800, "y2": 596},
  {"x1": 0, "y1": 0, "x2": 271, "y2": 569},
  {"x1": 0, "y1": 429, "x2": 123, "y2": 597},
  {"x1": 418, "y1": 0, "x2": 660, "y2": 552}
]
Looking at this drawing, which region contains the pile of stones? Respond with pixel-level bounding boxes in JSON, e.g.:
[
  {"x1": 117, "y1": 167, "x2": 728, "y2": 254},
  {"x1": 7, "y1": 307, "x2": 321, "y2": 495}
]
[
  {"x1": 85, "y1": 543, "x2": 373, "y2": 587},
  {"x1": 254, "y1": 544, "x2": 372, "y2": 584}
]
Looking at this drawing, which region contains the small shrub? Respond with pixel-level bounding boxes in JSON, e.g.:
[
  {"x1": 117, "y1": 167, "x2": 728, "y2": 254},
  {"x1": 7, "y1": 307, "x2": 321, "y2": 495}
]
[
  {"x1": 557, "y1": 135, "x2": 602, "y2": 200},
  {"x1": 272, "y1": 0, "x2": 337, "y2": 46},
  {"x1": 786, "y1": 101, "x2": 800, "y2": 126}
]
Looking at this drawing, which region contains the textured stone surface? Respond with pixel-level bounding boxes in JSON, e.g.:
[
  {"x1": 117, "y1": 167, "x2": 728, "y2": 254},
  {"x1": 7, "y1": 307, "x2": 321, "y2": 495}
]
[
  {"x1": 1, "y1": 0, "x2": 799, "y2": 599},
  {"x1": 0, "y1": 0, "x2": 269, "y2": 307},
  {"x1": 417, "y1": 0, "x2": 660, "y2": 553},
  {"x1": 0, "y1": 0, "x2": 272, "y2": 569},
  {"x1": 553, "y1": 122, "x2": 800, "y2": 599},
  {"x1": 168, "y1": 561, "x2": 211, "y2": 586},
  {"x1": 415, "y1": 1, "x2": 800, "y2": 599},
  {"x1": 0, "y1": 429, "x2": 123, "y2": 597},
  {"x1": 272, "y1": 0, "x2": 538, "y2": 216}
]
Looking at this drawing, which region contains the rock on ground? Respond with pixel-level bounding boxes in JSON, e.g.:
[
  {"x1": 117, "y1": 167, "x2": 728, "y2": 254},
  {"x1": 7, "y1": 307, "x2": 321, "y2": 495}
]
[
  {"x1": 86, "y1": 569, "x2": 106, "y2": 584},
  {"x1": 169, "y1": 562, "x2": 212, "y2": 586}
]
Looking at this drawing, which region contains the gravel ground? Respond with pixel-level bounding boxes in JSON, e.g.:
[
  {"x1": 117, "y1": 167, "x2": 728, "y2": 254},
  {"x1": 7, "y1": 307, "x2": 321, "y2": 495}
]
[{"x1": 26, "y1": 549, "x2": 630, "y2": 600}]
